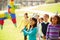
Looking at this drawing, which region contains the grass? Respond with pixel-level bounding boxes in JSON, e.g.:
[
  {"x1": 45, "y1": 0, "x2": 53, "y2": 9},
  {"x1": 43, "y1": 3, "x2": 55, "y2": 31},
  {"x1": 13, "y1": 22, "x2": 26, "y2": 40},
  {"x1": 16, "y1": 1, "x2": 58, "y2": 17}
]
[
  {"x1": 0, "y1": 15, "x2": 24, "y2": 40},
  {"x1": 32, "y1": 3, "x2": 60, "y2": 14}
]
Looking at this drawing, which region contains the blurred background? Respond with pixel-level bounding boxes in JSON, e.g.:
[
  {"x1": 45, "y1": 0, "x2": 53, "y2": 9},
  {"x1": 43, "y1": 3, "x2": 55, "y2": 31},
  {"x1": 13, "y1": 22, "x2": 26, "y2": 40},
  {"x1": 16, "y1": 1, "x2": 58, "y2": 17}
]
[{"x1": 0, "y1": 0, "x2": 60, "y2": 10}]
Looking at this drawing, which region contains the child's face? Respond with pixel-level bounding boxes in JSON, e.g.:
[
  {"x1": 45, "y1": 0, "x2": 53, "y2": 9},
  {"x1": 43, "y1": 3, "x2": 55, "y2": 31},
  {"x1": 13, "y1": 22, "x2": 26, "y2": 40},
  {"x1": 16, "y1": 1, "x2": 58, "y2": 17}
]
[
  {"x1": 52, "y1": 17, "x2": 58, "y2": 24},
  {"x1": 39, "y1": 18, "x2": 43, "y2": 23},
  {"x1": 43, "y1": 15, "x2": 49, "y2": 22},
  {"x1": 24, "y1": 15, "x2": 28, "y2": 18},
  {"x1": 30, "y1": 19, "x2": 35, "y2": 27},
  {"x1": 36, "y1": 15, "x2": 39, "y2": 19}
]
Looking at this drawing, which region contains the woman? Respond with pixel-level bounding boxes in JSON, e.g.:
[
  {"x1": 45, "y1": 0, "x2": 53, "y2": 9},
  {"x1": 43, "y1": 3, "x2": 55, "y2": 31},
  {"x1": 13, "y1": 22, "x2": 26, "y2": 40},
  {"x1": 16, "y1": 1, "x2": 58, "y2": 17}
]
[{"x1": 22, "y1": 18, "x2": 38, "y2": 40}]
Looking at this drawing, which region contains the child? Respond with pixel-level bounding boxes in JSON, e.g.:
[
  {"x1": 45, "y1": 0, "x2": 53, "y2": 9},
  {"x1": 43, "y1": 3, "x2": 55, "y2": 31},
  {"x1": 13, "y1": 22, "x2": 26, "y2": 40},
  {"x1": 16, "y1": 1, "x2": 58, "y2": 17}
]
[
  {"x1": 19, "y1": 13, "x2": 30, "y2": 40},
  {"x1": 46, "y1": 15, "x2": 60, "y2": 40},
  {"x1": 39, "y1": 17, "x2": 44, "y2": 23},
  {"x1": 37, "y1": 17, "x2": 44, "y2": 40},
  {"x1": 40, "y1": 14, "x2": 49, "y2": 40},
  {"x1": 22, "y1": 18, "x2": 38, "y2": 40},
  {"x1": 36, "y1": 15, "x2": 40, "y2": 24}
]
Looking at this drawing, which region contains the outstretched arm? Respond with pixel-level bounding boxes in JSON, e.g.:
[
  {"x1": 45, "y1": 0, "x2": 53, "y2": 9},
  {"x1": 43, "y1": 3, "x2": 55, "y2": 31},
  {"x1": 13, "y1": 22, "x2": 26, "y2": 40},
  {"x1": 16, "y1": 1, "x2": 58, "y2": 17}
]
[
  {"x1": 46, "y1": 25, "x2": 50, "y2": 40},
  {"x1": 23, "y1": 27, "x2": 37, "y2": 35}
]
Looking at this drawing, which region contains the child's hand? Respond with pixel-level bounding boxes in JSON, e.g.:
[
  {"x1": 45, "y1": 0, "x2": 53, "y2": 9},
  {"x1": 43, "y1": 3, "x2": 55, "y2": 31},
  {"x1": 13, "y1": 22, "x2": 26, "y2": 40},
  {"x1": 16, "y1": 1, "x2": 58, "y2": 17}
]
[
  {"x1": 20, "y1": 27, "x2": 27, "y2": 32},
  {"x1": 43, "y1": 36, "x2": 46, "y2": 39},
  {"x1": 58, "y1": 37, "x2": 60, "y2": 40}
]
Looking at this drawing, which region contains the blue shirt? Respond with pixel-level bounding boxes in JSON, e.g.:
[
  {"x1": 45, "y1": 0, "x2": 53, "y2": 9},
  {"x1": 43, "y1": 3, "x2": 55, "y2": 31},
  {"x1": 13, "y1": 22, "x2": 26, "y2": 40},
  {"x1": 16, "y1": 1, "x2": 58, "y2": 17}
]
[{"x1": 23, "y1": 27, "x2": 38, "y2": 40}]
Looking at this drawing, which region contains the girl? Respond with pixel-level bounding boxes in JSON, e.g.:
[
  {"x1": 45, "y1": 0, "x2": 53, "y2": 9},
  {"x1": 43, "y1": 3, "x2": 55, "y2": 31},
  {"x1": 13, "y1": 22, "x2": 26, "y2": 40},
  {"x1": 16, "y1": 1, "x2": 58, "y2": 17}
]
[
  {"x1": 19, "y1": 13, "x2": 30, "y2": 40},
  {"x1": 46, "y1": 15, "x2": 60, "y2": 40},
  {"x1": 22, "y1": 18, "x2": 38, "y2": 40}
]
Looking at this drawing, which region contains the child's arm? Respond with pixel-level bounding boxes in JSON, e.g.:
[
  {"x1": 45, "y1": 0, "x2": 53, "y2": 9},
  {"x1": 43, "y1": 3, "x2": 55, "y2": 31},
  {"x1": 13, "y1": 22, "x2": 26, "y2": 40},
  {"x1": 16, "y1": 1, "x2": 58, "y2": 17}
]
[
  {"x1": 23, "y1": 27, "x2": 37, "y2": 35},
  {"x1": 40, "y1": 24, "x2": 44, "y2": 37},
  {"x1": 37, "y1": 24, "x2": 44, "y2": 37},
  {"x1": 46, "y1": 25, "x2": 50, "y2": 40},
  {"x1": 28, "y1": 27, "x2": 37, "y2": 35},
  {"x1": 59, "y1": 31, "x2": 60, "y2": 40},
  {"x1": 22, "y1": 27, "x2": 28, "y2": 36},
  {"x1": 18, "y1": 19, "x2": 23, "y2": 29}
]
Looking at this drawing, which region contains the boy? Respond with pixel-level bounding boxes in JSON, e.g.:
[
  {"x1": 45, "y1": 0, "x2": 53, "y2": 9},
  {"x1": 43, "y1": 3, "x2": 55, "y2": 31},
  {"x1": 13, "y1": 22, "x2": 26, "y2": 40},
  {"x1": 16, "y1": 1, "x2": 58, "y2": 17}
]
[{"x1": 40, "y1": 14, "x2": 49, "y2": 40}]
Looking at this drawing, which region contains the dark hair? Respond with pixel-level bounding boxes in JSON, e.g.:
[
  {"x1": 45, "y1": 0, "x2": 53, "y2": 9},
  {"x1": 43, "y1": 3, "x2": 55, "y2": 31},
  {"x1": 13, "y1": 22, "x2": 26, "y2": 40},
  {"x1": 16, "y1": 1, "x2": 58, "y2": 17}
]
[
  {"x1": 40, "y1": 18, "x2": 44, "y2": 20},
  {"x1": 30, "y1": 18, "x2": 37, "y2": 29},
  {"x1": 24, "y1": 13, "x2": 28, "y2": 18},
  {"x1": 25, "y1": 13, "x2": 28, "y2": 15},
  {"x1": 37, "y1": 15, "x2": 39, "y2": 17},
  {"x1": 50, "y1": 15, "x2": 60, "y2": 24}
]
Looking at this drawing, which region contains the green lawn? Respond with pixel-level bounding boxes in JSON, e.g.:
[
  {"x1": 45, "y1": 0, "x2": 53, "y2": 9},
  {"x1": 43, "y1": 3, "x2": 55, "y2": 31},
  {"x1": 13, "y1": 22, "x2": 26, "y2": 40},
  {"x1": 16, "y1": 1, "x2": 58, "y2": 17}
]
[
  {"x1": 0, "y1": 15, "x2": 24, "y2": 40},
  {"x1": 32, "y1": 3, "x2": 60, "y2": 14}
]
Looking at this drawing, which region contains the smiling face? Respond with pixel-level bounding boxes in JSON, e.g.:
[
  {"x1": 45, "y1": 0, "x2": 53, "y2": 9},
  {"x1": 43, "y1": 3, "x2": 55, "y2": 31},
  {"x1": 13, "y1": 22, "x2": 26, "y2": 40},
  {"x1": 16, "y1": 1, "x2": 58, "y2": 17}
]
[
  {"x1": 30, "y1": 18, "x2": 37, "y2": 28},
  {"x1": 51, "y1": 16, "x2": 58, "y2": 25},
  {"x1": 43, "y1": 14, "x2": 49, "y2": 22},
  {"x1": 30, "y1": 19, "x2": 36, "y2": 27},
  {"x1": 39, "y1": 18, "x2": 44, "y2": 23},
  {"x1": 24, "y1": 13, "x2": 28, "y2": 18}
]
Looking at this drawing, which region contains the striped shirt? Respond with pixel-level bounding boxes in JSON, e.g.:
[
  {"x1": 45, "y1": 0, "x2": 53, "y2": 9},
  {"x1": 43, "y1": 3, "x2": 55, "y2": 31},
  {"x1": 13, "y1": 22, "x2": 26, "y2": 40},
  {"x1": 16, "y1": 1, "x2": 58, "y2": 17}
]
[{"x1": 46, "y1": 24, "x2": 60, "y2": 40}]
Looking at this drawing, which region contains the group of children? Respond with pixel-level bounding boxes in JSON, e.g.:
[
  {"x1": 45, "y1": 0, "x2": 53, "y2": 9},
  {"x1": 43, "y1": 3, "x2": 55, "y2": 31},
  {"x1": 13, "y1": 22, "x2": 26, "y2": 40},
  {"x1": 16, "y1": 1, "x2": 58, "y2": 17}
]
[{"x1": 20, "y1": 13, "x2": 60, "y2": 40}]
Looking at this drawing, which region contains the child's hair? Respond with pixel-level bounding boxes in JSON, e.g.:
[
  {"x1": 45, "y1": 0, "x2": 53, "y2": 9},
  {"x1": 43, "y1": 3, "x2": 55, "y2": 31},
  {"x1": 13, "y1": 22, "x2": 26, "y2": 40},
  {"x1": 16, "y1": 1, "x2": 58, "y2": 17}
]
[
  {"x1": 44, "y1": 14, "x2": 49, "y2": 18},
  {"x1": 50, "y1": 15, "x2": 60, "y2": 24},
  {"x1": 30, "y1": 18, "x2": 37, "y2": 29},
  {"x1": 24, "y1": 13, "x2": 28, "y2": 18},
  {"x1": 37, "y1": 15, "x2": 39, "y2": 17},
  {"x1": 40, "y1": 18, "x2": 44, "y2": 20},
  {"x1": 25, "y1": 13, "x2": 28, "y2": 15}
]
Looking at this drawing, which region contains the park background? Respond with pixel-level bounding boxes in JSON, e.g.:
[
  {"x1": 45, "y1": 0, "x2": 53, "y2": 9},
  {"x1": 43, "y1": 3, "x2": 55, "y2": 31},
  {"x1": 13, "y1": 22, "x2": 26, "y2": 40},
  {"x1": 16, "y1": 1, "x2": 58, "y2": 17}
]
[{"x1": 0, "y1": 0, "x2": 60, "y2": 40}]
